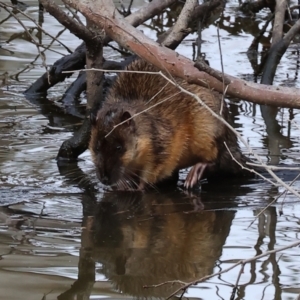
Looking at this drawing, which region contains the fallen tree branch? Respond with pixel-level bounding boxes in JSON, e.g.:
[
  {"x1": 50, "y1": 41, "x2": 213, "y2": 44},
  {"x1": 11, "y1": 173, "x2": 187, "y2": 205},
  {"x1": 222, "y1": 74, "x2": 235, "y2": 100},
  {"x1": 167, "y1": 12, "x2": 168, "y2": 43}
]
[
  {"x1": 158, "y1": 0, "x2": 226, "y2": 48},
  {"x1": 25, "y1": 0, "x2": 176, "y2": 95},
  {"x1": 39, "y1": 0, "x2": 95, "y2": 41},
  {"x1": 125, "y1": 0, "x2": 176, "y2": 27},
  {"x1": 64, "y1": 0, "x2": 300, "y2": 109},
  {"x1": 240, "y1": 0, "x2": 276, "y2": 14},
  {"x1": 261, "y1": 0, "x2": 289, "y2": 84},
  {"x1": 272, "y1": 0, "x2": 286, "y2": 44},
  {"x1": 25, "y1": 42, "x2": 86, "y2": 95}
]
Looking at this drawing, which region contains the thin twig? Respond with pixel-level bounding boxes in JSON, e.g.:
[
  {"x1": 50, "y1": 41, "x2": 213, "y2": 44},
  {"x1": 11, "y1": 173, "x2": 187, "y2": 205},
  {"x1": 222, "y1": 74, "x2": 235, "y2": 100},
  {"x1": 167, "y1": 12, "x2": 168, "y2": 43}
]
[
  {"x1": 163, "y1": 240, "x2": 300, "y2": 299},
  {"x1": 231, "y1": 263, "x2": 245, "y2": 300},
  {"x1": 64, "y1": 4, "x2": 84, "y2": 26},
  {"x1": 217, "y1": 24, "x2": 226, "y2": 114},
  {"x1": 0, "y1": 1, "x2": 72, "y2": 53},
  {"x1": 248, "y1": 172, "x2": 300, "y2": 228},
  {"x1": 246, "y1": 162, "x2": 300, "y2": 171},
  {"x1": 224, "y1": 142, "x2": 277, "y2": 186},
  {"x1": 0, "y1": 4, "x2": 48, "y2": 72},
  {"x1": 143, "y1": 280, "x2": 186, "y2": 289}
]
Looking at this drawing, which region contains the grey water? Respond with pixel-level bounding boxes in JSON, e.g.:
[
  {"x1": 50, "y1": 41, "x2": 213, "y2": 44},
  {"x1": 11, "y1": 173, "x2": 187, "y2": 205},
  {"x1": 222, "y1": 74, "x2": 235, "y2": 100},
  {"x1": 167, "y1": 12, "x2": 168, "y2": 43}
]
[{"x1": 0, "y1": 1, "x2": 300, "y2": 299}]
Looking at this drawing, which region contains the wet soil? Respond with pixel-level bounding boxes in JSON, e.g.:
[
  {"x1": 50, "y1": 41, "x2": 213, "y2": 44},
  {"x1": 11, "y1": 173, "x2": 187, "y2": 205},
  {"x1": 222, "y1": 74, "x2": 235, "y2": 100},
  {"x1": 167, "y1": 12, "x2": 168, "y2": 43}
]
[{"x1": 0, "y1": 1, "x2": 300, "y2": 300}]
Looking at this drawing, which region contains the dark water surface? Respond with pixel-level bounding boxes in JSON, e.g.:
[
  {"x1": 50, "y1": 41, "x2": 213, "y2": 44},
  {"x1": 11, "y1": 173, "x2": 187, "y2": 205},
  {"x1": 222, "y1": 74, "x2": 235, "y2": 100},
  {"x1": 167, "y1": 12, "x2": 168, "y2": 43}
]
[{"x1": 1, "y1": 1, "x2": 300, "y2": 299}]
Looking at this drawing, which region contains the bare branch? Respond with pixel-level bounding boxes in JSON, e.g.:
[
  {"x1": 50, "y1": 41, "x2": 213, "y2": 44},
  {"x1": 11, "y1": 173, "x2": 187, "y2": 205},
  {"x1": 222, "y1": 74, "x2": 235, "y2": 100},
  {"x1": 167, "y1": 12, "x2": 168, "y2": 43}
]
[
  {"x1": 0, "y1": 3, "x2": 48, "y2": 71},
  {"x1": 39, "y1": 0, "x2": 96, "y2": 42},
  {"x1": 272, "y1": 0, "x2": 287, "y2": 44},
  {"x1": 248, "y1": 172, "x2": 300, "y2": 229},
  {"x1": 162, "y1": 0, "x2": 197, "y2": 48},
  {"x1": 126, "y1": 0, "x2": 176, "y2": 27},
  {"x1": 64, "y1": 0, "x2": 300, "y2": 109},
  {"x1": 0, "y1": 1, "x2": 72, "y2": 53},
  {"x1": 158, "y1": 0, "x2": 226, "y2": 49}
]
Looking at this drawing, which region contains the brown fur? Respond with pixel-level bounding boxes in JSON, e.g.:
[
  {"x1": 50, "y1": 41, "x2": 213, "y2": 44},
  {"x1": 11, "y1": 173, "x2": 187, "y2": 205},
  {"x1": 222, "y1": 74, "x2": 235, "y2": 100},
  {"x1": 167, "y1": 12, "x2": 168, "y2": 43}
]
[{"x1": 89, "y1": 59, "x2": 252, "y2": 189}]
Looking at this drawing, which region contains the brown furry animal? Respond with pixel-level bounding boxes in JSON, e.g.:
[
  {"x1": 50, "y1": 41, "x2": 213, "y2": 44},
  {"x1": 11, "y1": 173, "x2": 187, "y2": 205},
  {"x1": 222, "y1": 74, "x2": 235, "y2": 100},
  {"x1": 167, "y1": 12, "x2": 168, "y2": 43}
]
[{"x1": 89, "y1": 59, "x2": 252, "y2": 190}]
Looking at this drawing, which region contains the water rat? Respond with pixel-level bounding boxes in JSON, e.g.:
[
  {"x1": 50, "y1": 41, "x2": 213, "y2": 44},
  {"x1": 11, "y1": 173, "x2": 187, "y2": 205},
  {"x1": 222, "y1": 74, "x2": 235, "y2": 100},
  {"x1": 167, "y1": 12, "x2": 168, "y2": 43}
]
[{"x1": 89, "y1": 59, "x2": 252, "y2": 190}]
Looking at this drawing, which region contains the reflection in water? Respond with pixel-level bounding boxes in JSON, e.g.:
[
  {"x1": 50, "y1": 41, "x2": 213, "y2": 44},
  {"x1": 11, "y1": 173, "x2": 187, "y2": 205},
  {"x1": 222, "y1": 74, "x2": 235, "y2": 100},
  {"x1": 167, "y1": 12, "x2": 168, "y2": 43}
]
[
  {"x1": 89, "y1": 192, "x2": 234, "y2": 298},
  {"x1": 260, "y1": 105, "x2": 293, "y2": 165}
]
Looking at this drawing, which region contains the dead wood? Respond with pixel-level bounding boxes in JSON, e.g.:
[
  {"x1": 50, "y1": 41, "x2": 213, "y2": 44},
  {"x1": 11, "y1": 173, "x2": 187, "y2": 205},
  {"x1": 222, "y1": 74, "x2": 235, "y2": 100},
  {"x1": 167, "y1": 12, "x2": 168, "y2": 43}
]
[
  {"x1": 194, "y1": 58, "x2": 231, "y2": 85},
  {"x1": 39, "y1": 0, "x2": 95, "y2": 41},
  {"x1": 64, "y1": 0, "x2": 300, "y2": 109},
  {"x1": 56, "y1": 17, "x2": 104, "y2": 160},
  {"x1": 60, "y1": 71, "x2": 86, "y2": 119},
  {"x1": 260, "y1": 0, "x2": 292, "y2": 167},
  {"x1": 24, "y1": 42, "x2": 86, "y2": 95},
  {"x1": 272, "y1": 0, "x2": 286, "y2": 44},
  {"x1": 261, "y1": 19, "x2": 300, "y2": 85},
  {"x1": 158, "y1": 0, "x2": 226, "y2": 49},
  {"x1": 26, "y1": 0, "x2": 176, "y2": 96},
  {"x1": 159, "y1": 0, "x2": 197, "y2": 48}
]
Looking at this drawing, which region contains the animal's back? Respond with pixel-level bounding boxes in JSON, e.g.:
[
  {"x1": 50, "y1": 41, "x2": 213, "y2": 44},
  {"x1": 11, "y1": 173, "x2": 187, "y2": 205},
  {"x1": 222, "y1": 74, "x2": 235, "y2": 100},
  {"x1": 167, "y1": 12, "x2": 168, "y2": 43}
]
[
  {"x1": 106, "y1": 59, "x2": 229, "y2": 166},
  {"x1": 106, "y1": 60, "x2": 222, "y2": 117},
  {"x1": 91, "y1": 59, "x2": 253, "y2": 190}
]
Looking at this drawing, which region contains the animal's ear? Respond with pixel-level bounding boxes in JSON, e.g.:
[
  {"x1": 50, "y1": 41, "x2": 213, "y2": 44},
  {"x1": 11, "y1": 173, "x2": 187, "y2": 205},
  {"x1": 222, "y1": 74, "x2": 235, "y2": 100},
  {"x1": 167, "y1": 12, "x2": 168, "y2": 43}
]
[
  {"x1": 90, "y1": 111, "x2": 97, "y2": 126},
  {"x1": 121, "y1": 111, "x2": 133, "y2": 127}
]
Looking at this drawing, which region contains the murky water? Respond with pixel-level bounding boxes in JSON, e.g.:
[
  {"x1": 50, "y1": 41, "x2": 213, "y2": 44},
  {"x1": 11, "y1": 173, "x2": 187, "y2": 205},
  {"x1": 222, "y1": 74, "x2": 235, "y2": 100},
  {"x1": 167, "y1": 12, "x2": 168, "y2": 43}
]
[{"x1": 1, "y1": 1, "x2": 300, "y2": 299}]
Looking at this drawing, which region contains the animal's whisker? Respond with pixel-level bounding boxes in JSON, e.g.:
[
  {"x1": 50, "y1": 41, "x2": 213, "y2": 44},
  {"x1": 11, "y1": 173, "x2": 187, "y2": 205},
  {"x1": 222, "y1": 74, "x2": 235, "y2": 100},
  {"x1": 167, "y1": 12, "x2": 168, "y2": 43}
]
[{"x1": 127, "y1": 170, "x2": 158, "y2": 191}]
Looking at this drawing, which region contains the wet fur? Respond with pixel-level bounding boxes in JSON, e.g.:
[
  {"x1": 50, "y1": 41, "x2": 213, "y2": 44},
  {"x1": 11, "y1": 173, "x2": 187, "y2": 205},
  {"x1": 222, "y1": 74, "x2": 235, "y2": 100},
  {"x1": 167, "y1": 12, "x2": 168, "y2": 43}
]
[{"x1": 89, "y1": 59, "x2": 252, "y2": 189}]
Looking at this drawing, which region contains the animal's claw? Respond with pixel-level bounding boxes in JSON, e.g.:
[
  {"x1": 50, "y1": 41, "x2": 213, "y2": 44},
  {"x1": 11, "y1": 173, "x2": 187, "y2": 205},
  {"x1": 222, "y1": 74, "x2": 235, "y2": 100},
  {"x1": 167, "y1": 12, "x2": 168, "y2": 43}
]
[{"x1": 184, "y1": 163, "x2": 207, "y2": 189}]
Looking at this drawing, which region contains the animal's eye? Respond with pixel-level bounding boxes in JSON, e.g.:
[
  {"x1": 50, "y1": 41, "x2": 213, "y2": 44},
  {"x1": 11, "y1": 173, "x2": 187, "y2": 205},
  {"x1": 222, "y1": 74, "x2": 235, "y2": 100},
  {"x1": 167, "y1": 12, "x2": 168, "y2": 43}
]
[{"x1": 116, "y1": 145, "x2": 122, "y2": 152}]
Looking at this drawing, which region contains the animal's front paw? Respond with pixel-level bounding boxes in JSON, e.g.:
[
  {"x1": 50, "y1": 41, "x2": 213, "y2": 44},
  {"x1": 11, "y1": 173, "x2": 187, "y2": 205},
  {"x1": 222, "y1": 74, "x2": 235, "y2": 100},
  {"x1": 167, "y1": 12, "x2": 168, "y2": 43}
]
[{"x1": 184, "y1": 163, "x2": 207, "y2": 189}]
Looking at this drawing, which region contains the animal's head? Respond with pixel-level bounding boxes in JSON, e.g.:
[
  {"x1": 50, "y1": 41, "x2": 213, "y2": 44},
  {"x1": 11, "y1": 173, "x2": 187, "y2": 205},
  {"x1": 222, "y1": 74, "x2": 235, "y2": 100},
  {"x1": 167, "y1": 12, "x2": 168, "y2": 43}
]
[{"x1": 89, "y1": 107, "x2": 141, "y2": 189}]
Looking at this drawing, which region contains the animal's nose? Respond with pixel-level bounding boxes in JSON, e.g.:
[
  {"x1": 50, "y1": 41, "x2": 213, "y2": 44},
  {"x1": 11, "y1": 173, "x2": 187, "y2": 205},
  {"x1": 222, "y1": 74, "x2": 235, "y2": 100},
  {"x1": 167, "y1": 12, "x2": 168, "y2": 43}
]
[{"x1": 96, "y1": 170, "x2": 110, "y2": 185}]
